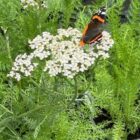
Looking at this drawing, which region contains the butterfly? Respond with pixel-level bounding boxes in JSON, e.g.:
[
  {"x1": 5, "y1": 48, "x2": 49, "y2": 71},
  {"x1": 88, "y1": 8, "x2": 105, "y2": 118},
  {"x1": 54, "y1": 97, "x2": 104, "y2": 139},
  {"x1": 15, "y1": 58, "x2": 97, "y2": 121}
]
[{"x1": 80, "y1": 7, "x2": 107, "y2": 47}]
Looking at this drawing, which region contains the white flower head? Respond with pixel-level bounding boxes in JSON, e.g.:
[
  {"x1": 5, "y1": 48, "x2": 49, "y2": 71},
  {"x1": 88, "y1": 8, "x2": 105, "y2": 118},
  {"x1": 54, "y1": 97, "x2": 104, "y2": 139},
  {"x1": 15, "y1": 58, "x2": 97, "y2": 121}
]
[
  {"x1": 7, "y1": 53, "x2": 38, "y2": 80},
  {"x1": 21, "y1": 0, "x2": 39, "y2": 9},
  {"x1": 8, "y1": 28, "x2": 114, "y2": 80}
]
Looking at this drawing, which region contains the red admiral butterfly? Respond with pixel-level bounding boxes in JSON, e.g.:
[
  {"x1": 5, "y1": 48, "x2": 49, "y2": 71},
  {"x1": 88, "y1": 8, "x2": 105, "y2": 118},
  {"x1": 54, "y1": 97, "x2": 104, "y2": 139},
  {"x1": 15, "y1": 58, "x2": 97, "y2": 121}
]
[{"x1": 80, "y1": 7, "x2": 106, "y2": 47}]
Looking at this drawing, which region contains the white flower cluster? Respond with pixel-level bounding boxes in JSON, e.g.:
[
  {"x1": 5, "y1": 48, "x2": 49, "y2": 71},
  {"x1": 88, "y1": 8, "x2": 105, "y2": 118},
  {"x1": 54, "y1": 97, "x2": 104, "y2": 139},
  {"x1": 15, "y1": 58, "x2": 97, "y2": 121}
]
[
  {"x1": 41, "y1": 1, "x2": 48, "y2": 9},
  {"x1": 8, "y1": 28, "x2": 114, "y2": 80},
  {"x1": 7, "y1": 53, "x2": 38, "y2": 81},
  {"x1": 96, "y1": 31, "x2": 114, "y2": 59},
  {"x1": 21, "y1": 0, "x2": 39, "y2": 9},
  {"x1": 44, "y1": 42, "x2": 95, "y2": 78},
  {"x1": 20, "y1": 0, "x2": 47, "y2": 9}
]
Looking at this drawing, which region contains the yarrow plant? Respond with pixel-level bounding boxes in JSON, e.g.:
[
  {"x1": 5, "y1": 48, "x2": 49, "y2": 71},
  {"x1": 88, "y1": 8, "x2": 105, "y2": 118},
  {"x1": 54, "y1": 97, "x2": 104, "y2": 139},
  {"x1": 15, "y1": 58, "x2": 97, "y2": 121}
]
[
  {"x1": 7, "y1": 27, "x2": 114, "y2": 80},
  {"x1": 21, "y1": 0, "x2": 39, "y2": 9},
  {"x1": 7, "y1": 53, "x2": 38, "y2": 81},
  {"x1": 94, "y1": 31, "x2": 114, "y2": 59},
  {"x1": 20, "y1": 0, "x2": 47, "y2": 9}
]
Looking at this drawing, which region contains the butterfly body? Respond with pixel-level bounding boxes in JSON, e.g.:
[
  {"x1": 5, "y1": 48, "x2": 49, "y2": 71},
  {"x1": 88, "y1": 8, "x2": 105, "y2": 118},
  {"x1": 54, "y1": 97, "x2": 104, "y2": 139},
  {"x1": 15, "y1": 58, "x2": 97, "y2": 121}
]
[{"x1": 80, "y1": 8, "x2": 106, "y2": 47}]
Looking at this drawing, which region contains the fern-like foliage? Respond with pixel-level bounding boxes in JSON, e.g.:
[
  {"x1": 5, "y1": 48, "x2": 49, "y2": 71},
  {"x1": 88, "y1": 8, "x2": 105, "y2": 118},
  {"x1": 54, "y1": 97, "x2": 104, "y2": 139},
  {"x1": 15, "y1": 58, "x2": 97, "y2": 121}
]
[
  {"x1": 0, "y1": 0, "x2": 140, "y2": 140},
  {"x1": 91, "y1": 0, "x2": 140, "y2": 138},
  {"x1": 112, "y1": 121, "x2": 125, "y2": 140}
]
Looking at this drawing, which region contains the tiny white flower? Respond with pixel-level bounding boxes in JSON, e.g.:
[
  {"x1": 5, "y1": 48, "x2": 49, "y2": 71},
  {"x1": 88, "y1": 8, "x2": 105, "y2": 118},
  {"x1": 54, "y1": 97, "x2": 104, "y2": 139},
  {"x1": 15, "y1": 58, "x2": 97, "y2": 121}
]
[
  {"x1": 24, "y1": 70, "x2": 31, "y2": 76},
  {"x1": 7, "y1": 71, "x2": 15, "y2": 77},
  {"x1": 15, "y1": 73, "x2": 21, "y2": 81}
]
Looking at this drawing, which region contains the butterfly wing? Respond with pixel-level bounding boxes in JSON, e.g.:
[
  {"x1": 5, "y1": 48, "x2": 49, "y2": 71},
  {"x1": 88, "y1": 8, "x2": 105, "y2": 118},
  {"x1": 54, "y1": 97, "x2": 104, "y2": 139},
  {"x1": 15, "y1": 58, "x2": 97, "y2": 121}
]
[
  {"x1": 82, "y1": 19, "x2": 101, "y2": 43},
  {"x1": 80, "y1": 15, "x2": 105, "y2": 47}
]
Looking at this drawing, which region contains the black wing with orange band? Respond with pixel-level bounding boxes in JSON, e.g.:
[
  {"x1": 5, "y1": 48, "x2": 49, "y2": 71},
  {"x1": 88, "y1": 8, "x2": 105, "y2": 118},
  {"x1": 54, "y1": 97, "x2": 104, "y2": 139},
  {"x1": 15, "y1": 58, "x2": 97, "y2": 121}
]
[{"x1": 80, "y1": 15, "x2": 105, "y2": 47}]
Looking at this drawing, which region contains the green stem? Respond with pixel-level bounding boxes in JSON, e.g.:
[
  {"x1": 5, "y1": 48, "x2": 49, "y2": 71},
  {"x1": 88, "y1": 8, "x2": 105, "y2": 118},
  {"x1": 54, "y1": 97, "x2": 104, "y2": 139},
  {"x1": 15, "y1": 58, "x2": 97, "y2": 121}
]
[
  {"x1": 5, "y1": 34, "x2": 12, "y2": 64},
  {"x1": 37, "y1": 72, "x2": 45, "y2": 103},
  {"x1": 85, "y1": 59, "x2": 98, "y2": 90},
  {"x1": 53, "y1": 76, "x2": 58, "y2": 91},
  {"x1": 37, "y1": 10, "x2": 42, "y2": 34},
  {"x1": 16, "y1": 105, "x2": 46, "y2": 119},
  {"x1": 69, "y1": 76, "x2": 78, "y2": 106}
]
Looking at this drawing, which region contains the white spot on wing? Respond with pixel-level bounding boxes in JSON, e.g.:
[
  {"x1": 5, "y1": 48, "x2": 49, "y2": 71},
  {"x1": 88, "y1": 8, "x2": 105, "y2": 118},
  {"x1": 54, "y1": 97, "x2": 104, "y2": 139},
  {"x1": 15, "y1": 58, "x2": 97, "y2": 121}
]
[{"x1": 101, "y1": 12, "x2": 106, "y2": 15}]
